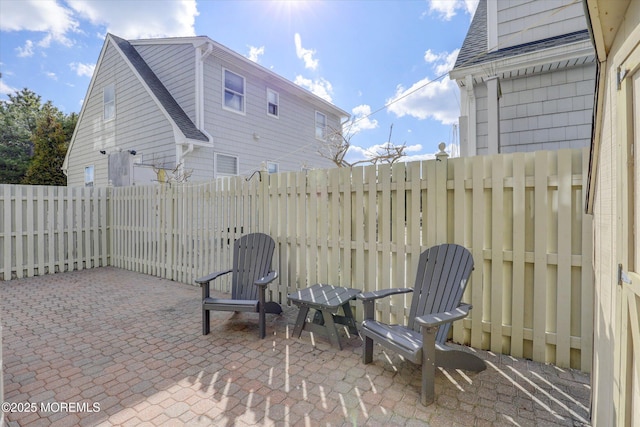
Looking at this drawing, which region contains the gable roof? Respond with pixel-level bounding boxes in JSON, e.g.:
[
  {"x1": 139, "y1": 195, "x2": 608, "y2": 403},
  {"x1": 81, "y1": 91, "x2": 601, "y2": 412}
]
[
  {"x1": 452, "y1": 0, "x2": 591, "y2": 72},
  {"x1": 109, "y1": 34, "x2": 209, "y2": 143},
  {"x1": 453, "y1": 0, "x2": 487, "y2": 70}
]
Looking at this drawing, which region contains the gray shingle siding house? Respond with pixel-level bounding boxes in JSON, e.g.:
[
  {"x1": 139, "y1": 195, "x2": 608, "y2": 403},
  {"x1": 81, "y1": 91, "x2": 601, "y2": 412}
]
[
  {"x1": 63, "y1": 34, "x2": 349, "y2": 186},
  {"x1": 449, "y1": 0, "x2": 596, "y2": 157}
]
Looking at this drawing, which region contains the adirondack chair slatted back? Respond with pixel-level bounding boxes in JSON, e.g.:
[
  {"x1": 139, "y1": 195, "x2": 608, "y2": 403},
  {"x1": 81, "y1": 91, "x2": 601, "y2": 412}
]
[
  {"x1": 231, "y1": 233, "x2": 275, "y2": 300},
  {"x1": 407, "y1": 244, "x2": 474, "y2": 343}
]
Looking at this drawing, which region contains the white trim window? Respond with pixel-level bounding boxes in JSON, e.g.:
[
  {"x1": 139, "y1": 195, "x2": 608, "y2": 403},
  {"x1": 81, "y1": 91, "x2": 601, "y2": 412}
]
[
  {"x1": 267, "y1": 162, "x2": 278, "y2": 174},
  {"x1": 84, "y1": 165, "x2": 95, "y2": 187},
  {"x1": 215, "y1": 153, "x2": 239, "y2": 177},
  {"x1": 267, "y1": 88, "x2": 279, "y2": 118},
  {"x1": 315, "y1": 111, "x2": 327, "y2": 140},
  {"x1": 103, "y1": 83, "x2": 115, "y2": 121},
  {"x1": 223, "y1": 69, "x2": 245, "y2": 113}
]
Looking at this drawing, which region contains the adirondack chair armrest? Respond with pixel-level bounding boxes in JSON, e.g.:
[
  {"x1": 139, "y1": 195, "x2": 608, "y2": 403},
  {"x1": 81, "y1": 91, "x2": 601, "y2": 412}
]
[
  {"x1": 357, "y1": 288, "x2": 413, "y2": 302},
  {"x1": 195, "y1": 269, "x2": 233, "y2": 285},
  {"x1": 415, "y1": 303, "x2": 473, "y2": 329},
  {"x1": 254, "y1": 270, "x2": 278, "y2": 288},
  {"x1": 358, "y1": 288, "x2": 413, "y2": 320}
]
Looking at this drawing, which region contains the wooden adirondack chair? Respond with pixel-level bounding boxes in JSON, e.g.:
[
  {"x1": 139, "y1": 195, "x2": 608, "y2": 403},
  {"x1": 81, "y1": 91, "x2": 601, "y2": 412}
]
[
  {"x1": 196, "y1": 233, "x2": 282, "y2": 339},
  {"x1": 358, "y1": 243, "x2": 486, "y2": 405}
]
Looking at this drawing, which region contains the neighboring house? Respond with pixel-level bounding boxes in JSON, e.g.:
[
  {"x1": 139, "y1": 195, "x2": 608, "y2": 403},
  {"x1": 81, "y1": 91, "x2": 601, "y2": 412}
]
[
  {"x1": 585, "y1": 0, "x2": 640, "y2": 426},
  {"x1": 449, "y1": 0, "x2": 596, "y2": 157},
  {"x1": 63, "y1": 34, "x2": 349, "y2": 186}
]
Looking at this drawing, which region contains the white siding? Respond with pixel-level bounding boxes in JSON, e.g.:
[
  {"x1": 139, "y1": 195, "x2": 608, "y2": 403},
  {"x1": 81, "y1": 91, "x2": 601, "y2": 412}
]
[
  {"x1": 68, "y1": 37, "x2": 346, "y2": 185},
  {"x1": 67, "y1": 41, "x2": 176, "y2": 186},
  {"x1": 202, "y1": 53, "x2": 337, "y2": 177},
  {"x1": 134, "y1": 43, "x2": 197, "y2": 123},
  {"x1": 497, "y1": 0, "x2": 588, "y2": 49}
]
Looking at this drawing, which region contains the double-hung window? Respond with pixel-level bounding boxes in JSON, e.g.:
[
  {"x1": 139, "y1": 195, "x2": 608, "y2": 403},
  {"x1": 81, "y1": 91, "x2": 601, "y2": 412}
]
[
  {"x1": 315, "y1": 111, "x2": 327, "y2": 140},
  {"x1": 103, "y1": 83, "x2": 115, "y2": 121},
  {"x1": 223, "y1": 69, "x2": 245, "y2": 113},
  {"x1": 267, "y1": 88, "x2": 279, "y2": 118}
]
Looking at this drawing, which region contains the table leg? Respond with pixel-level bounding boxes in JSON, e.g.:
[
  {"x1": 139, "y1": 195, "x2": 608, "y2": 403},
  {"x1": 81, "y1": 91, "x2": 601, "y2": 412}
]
[
  {"x1": 292, "y1": 305, "x2": 309, "y2": 338},
  {"x1": 341, "y1": 302, "x2": 359, "y2": 335},
  {"x1": 320, "y1": 309, "x2": 342, "y2": 350}
]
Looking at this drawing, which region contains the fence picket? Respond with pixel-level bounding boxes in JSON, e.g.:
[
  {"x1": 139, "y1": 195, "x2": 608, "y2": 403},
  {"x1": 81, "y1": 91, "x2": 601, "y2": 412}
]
[
  {"x1": 36, "y1": 186, "x2": 45, "y2": 275},
  {"x1": 533, "y1": 151, "x2": 549, "y2": 363},
  {"x1": 491, "y1": 154, "x2": 505, "y2": 353},
  {"x1": 511, "y1": 153, "x2": 526, "y2": 358},
  {"x1": 556, "y1": 150, "x2": 573, "y2": 368},
  {"x1": 471, "y1": 155, "x2": 486, "y2": 349}
]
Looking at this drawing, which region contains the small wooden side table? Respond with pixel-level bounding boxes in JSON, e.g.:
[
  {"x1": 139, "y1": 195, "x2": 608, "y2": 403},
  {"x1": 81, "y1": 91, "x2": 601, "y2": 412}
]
[{"x1": 288, "y1": 284, "x2": 361, "y2": 349}]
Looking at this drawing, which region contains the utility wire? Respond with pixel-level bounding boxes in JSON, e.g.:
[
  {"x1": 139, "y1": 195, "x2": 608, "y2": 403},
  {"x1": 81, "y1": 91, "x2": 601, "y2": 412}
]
[{"x1": 239, "y1": 0, "x2": 582, "y2": 175}]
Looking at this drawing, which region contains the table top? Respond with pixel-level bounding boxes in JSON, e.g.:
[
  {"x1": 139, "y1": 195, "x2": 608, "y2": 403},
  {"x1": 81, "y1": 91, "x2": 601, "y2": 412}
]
[{"x1": 288, "y1": 284, "x2": 361, "y2": 309}]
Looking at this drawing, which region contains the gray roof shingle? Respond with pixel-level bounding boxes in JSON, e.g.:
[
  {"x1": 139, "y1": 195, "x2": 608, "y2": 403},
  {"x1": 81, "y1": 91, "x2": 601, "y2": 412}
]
[
  {"x1": 454, "y1": 0, "x2": 487, "y2": 69},
  {"x1": 453, "y1": 0, "x2": 591, "y2": 71},
  {"x1": 110, "y1": 34, "x2": 209, "y2": 143}
]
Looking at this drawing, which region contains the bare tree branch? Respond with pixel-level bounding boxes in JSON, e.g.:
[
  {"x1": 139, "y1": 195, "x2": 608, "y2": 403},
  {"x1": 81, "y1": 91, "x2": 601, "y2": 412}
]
[
  {"x1": 318, "y1": 124, "x2": 407, "y2": 167},
  {"x1": 152, "y1": 160, "x2": 193, "y2": 184}
]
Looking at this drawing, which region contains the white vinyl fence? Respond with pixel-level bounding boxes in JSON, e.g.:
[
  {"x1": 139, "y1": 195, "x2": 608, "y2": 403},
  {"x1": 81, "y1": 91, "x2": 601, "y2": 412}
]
[{"x1": 0, "y1": 148, "x2": 593, "y2": 371}]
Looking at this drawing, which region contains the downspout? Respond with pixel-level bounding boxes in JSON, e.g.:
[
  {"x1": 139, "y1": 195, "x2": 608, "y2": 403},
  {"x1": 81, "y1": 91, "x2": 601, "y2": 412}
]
[
  {"x1": 195, "y1": 41, "x2": 214, "y2": 144},
  {"x1": 465, "y1": 74, "x2": 477, "y2": 156},
  {"x1": 175, "y1": 141, "x2": 195, "y2": 179},
  {"x1": 178, "y1": 40, "x2": 213, "y2": 180}
]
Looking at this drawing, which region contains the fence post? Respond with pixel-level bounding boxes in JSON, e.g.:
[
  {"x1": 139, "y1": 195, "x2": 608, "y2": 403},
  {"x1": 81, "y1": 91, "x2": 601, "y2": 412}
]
[{"x1": 435, "y1": 142, "x2": 449, "y2": 243}]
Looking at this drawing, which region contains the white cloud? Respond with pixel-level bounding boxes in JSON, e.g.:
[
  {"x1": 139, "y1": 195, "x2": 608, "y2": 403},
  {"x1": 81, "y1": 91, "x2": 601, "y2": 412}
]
[
  {"x1": 294, "y1": 33, "x2": 318, "y2": 70},
  {"x1": 246, "y1": 45, "x2": 264, "y2": 63},
  {"x1": 70, "y1": 62, "x2": 96, "y2": 77},
  {"x1": 0, "y1": 0, "x2": 78, "y2": 47},
  {"x1": 45, "y1": 71, "x2": 57, "y2": 80},
  {"x1": 294, "y1": 75, "x2": 332, "y2": 102},
  {"x1": 66, "y1": 0, "x2": 198, "y2": 39},
  {"x1": 434, "y1": 49, "x2": 459, "y2": 75},
  {"x1": 386, "y1": 76, "x2": 459, "y2": 125},
  {"x1": 0, "y1": 0, "x2": 198, "y2": 50},
  {"x1": 423, "y1": 49, "x2": 439, "y2": 63},
  {"x1": 16, "y1": 40, "x2": 35, "y2": 57},
  {"x1": 386, "y1": 49, "x2": 460, "y2": 125},
  {"x1": 423, "y1": 48, "x2": 459, "y2": 74},
  {"x1": 344, "y1": 104, "x2": 378, "y2": 135},
  {"x1": 0, "y1": 79, "x2": 18, "y2": 97},
  {"x1": 428, "y1": 0, "x2": 479, "y2": 21},
  {"x1": 347, "y1": 142, "x2": 425, "y2": 164}
]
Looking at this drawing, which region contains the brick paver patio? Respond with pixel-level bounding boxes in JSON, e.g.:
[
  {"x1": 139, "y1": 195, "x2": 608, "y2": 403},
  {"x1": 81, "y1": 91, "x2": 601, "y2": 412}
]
[{"x1": 1, "y1": 267, "x2": 591, "y2": 426}]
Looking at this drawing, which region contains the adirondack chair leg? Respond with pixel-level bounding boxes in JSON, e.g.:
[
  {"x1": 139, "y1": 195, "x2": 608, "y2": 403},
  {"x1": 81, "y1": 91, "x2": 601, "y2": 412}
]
[
  {"x1": 362, "y1": 300, "x2": 375, "y2": 364},
  {"x1": 421, "y1": 326, "x2": 437, "y2": 406},
  {"x1": 258, "y1": 286, "x2": 266, "y2": 339},
  {"x1": 202, "y1": 309, "x2": 210, "y2": 335},
  {"x1": 202, "y1": 282, "x2": 211, "y2": 335},
  {"x1": 363, "y1": 336, "x2": 374, "y2": 364}
]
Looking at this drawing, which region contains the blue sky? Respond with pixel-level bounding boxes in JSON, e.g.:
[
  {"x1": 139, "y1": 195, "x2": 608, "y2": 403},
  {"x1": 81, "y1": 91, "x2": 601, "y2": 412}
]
[{"x1": 0, "y1": 0, "x2": 478, "y2": 162}]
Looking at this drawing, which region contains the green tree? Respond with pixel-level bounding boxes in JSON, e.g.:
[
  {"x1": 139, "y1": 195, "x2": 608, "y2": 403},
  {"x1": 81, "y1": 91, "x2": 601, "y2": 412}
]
[
  {"x1": 22, "y1": 105, "x2": 69, "y2": 186},
  {"x1": 0, "y1": 88, "x2": 44, "y2": 183},
  {"x1": 1, "y1": 88, "x2": 78, "y2": 184}
]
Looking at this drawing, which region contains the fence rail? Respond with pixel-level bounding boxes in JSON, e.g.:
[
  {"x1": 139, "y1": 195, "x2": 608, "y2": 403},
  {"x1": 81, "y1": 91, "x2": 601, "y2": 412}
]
[{"x1": 0, "y1": 148, "x2": 593, "y2": 371}]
